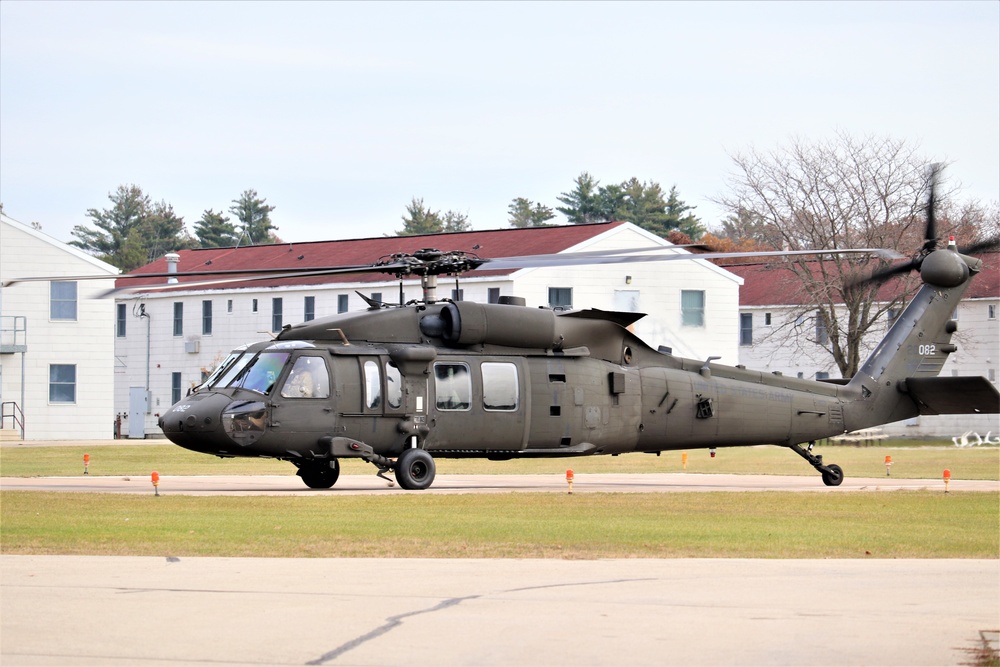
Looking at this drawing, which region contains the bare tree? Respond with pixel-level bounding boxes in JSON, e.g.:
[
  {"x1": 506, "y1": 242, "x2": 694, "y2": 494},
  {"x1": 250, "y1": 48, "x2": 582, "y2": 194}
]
[{"x1": 715, "y1": 133, "x2": 946, "y2": 378}]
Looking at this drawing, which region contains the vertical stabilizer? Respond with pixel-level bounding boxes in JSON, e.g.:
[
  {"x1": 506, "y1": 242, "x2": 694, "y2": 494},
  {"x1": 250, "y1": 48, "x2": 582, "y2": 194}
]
[{"x1": 843, "y1": 245, "x2": 984, "y2": 429}]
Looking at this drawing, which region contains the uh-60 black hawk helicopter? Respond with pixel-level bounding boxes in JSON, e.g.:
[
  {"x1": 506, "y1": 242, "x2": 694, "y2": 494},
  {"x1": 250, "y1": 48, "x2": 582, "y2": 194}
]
[{"x1": 9, "y1": 170, "x2": 998, "y2": 490}]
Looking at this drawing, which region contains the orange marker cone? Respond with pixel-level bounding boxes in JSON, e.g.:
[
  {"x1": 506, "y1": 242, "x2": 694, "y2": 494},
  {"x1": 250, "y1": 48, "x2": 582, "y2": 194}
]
[
  {"x1": 884, "y1": 455, "x2": 892, "y2": 476},
  {"x1": 943, "y1": 469, "x2": 951, "y2": 494},
  {"x1": 566, "y1": 469, "x2": 574, "y2": 495},
  {"x1": 83, "y1": 453, "x2": 90, "y2": 475},
  {"x1": 682, "y1": 452, "x2": 688, "y2": 470},
  {"x1": 151, "y1": 471, "x2": 160, "y2": 497}
]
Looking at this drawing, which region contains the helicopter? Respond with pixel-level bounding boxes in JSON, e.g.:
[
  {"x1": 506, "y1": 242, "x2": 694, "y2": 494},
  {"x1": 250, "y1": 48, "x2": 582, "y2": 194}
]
[{"x1": 6, "y1": 173, "x2": 999, "y2": 490}]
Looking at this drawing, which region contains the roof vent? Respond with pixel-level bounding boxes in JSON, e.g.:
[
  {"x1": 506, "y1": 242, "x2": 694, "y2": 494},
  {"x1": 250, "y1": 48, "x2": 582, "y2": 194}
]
[{"x1": 165, "y1": 253, "x2": 180, "y2": 284}]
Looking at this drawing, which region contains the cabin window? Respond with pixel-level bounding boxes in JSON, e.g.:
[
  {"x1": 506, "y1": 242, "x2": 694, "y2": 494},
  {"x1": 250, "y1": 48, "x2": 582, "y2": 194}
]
[
  {"x1": 280, "y1": 356, "x2": 330, "y2": 399},
  {"x1": 202, "y1": 300, "x2": 213, "y2": 335},
  {"x1": 173, "y1": 302, "x2": 183, "y2": 336},
  {"x1": 681, "y1": 290, "x2": 704, "y2": 327},
  {"x1": 116, "y1": 303, "x2": 127, "y2": 337},
  {"x1": 304, "y1": 296, "x2": 315, "y2": 322},
  {"x1": 338, "y1": 294, "x2": 349, "y2": 313},
  {"x1": 739, "y1": 313, "x2": 753, "y2": 346},
  {"x1": 48, "y1": 364, "x2": 76, "y2": 403},
  {"x1": 50, "y1": 281, "x2": 78, "y2": 321},
  {"x1": 434, "y1": 362, "x2": 471, "y2": 411},
  {"x1": 386, "y1": 362, "x2": 402, "y2": 409},
  {"x1": 548, "y1": 287, "x2": 573, "y2": 310},
  {"x1": 363, "y1": 360, "x2": 381, "y2": 409},
  {"x1": 482, "y1": 362, "x2": 518, "y2": 411}
]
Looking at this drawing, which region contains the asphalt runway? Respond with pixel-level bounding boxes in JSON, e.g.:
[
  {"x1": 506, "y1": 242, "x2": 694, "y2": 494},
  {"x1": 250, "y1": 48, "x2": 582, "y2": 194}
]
[
  {"x1": 2, "y1": 556, "x2": 997, "y2": 666},
  {"x1": 3, "y1": 472, "x2": 997, "y2": 495}
]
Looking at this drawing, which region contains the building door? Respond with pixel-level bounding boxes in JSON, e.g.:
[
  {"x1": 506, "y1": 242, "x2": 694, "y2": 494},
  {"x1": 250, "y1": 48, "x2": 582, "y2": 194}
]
[{"x1": 128, "y1": 387, "x2": 146, "y2": 439}]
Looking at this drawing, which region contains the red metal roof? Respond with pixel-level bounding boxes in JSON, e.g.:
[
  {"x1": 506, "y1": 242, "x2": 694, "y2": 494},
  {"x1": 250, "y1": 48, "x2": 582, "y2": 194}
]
[
  {"x1": 729, "y1": 253, "x2": 1000, "y2": 307},
  {"x1": 117, "y1": 221, "x2": 629, "y2": 290}
]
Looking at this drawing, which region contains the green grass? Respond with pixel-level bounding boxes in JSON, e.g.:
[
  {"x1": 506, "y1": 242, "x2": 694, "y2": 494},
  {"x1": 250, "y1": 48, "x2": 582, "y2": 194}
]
[
  {"x1": 2, "y1": 490, "x2": 996, "y2": 559},
  {"x1": 2, "y1": 441, "x2": 998, "y2": 480}
]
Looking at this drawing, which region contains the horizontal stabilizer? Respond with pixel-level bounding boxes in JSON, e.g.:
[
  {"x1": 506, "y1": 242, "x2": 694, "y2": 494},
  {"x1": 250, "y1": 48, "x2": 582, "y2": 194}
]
[{"x1": 901, "y1": 376, "x2": 1000, "y2": 415}]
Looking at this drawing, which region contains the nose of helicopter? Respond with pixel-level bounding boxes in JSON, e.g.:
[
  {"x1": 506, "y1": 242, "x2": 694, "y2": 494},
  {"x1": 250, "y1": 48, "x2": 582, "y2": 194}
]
[{"x1": 158, "y1": 391, "x2": 236, "y2": 454}]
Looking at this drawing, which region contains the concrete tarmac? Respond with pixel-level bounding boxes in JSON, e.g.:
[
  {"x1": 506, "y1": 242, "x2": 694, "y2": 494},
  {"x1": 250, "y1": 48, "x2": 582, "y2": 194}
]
[{"x1": 2, "y1": 556, "x2": 997, "y2": 667}]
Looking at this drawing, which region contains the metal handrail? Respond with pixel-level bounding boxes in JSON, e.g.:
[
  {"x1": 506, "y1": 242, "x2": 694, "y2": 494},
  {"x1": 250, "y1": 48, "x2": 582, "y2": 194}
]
[{"x1": 1, "y1": 401, "x2": 25, "y2": 440}]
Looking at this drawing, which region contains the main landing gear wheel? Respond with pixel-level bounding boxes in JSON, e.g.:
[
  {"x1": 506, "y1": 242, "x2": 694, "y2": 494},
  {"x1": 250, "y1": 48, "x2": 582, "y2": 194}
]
[
  {"x1": 394, "y1": 448, "x2": 436, "y2": 490},
  {"x1": 821, "y1": 464, "x2": 844, "y2": 487},
  {"x1": 297, "y1": 459, "x2": 341, "y2": 489}
]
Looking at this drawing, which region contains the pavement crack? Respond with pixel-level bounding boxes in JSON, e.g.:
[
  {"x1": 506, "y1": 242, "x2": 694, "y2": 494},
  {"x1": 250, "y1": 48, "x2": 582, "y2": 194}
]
[{"x1": 305, "y1": 595, "x2": 479, "y2": 665}]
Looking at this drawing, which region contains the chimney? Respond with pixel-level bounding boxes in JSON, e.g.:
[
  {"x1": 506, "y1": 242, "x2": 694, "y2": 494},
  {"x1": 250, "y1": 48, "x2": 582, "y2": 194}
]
[{"x1": 165, "y1": 253, "x2": 180, "y2": 284}]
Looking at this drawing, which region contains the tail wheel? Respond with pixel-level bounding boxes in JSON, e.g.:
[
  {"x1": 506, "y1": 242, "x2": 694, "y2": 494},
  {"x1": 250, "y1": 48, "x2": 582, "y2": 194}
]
[
  {"x1": 297, "y1": 459, "x2": 341, "y2": 489},
  {"x1": 394, "y1": 448, "x2": 436, "y2": 490},
  {"x1": 821, "y1": 464, "x2": 844, "y2": 487}
]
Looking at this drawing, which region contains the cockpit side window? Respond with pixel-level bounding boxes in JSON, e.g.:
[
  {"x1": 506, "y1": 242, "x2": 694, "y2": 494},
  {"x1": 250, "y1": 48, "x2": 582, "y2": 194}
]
[
  {"x1": 363, "y1": 360, "x2": 381, "y2": 409},
  {"x1": 386, "y1": 361, "x2": 402, "y2": 409},
  {"x1": 280, "y1": 356, "x2": 331, "y2": 399}
]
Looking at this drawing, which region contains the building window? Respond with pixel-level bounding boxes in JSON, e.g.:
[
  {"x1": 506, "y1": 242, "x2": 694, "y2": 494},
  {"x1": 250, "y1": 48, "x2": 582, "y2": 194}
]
[
  {"x1": 202, "y1": 300, "x2": 213, "y2": 335},
  {"x1": 815, "y1": 311, "x2": 829, "y2": 345},
  {"x1": 887, "y1": 307, "x2": 901, "y2": 328},
  {"x1": 272, "y1": 298, "x2": 283, "y2": 333},
  {"x1": 116, "y1": 303, "x2": 127, "y2": 337},
  {"x1": 739, "y1": 313, "x2": 753, "y2": 346},
  {"x1": 50, "y1": 281, "x2": 77, "y2": 321},
  {"x1": 49, "y1": 364, "x2": 76, "y2": 403},
  {"x1": 989, "y1": 304, "x2": 997, "y2": 320},
  {"x1": 816, "y1": 371, "x2": 830, "y2": 381},
  {"x1": 171, "y1": 372, "x2": 182, "y2": 405},
  {"x1": 337, "y1": 294, "x2": 349, "y2": 313},
  {"x1": 451, "y1": 288, "x2": 464, "y2": 302},
  {"x1": 434, "y1": 362, "x2": 471, "y2": 411},
  {"x1": 173, "y1": 302, "x2": 183, "y2": 336},
  {"x1": 548, "y1": 287, "x2": 572, "y2": 309},
  {"x1": 304, "y1": 296, "x2": 315, "y2": 322},
  {"x1": 488, "y1": 288, "x2": 500, "y2": 304},
  {"x1": 681, "y1": 290, "x2": 705, "y2": 327},
  {"x1": 370, "y1": 292, "x2": 382, "y2": 304},
  {"x1": 252, "y1": 298, "x2": 258, "y2": 313},
  {"x1": 764, "y1": 312, "x2": 772, "y2": 326},
  {"x1": 989, "y1": 368, "x2": 996, "y2": 383},
  {"x1": 227, "y1": 299, "x2": 233, "y2": 313}
]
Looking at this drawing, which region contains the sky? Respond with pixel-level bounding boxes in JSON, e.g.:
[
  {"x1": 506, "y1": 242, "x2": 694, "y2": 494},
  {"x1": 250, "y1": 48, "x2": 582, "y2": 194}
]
[{"x1": 1, "y1": 1, "x2": 997, "y2": 247}]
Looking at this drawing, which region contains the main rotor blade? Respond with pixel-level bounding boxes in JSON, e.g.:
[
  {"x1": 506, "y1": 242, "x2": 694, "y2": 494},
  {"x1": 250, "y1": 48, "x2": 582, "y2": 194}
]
[{"x1": 479, "y1": 247, "x2": 902, "y2": 271}]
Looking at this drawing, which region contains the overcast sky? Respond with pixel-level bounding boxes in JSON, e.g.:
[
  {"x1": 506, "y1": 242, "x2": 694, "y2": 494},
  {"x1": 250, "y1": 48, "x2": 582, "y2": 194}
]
[{"x1": 1, "y1": 1, "x2": 997, "y2": 246}]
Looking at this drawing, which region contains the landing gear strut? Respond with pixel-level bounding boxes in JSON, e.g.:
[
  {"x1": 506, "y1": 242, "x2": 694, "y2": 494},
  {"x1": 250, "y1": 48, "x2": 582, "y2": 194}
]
[{"x1": 789, "y1": 441, "x2": 844, "y2": 487}]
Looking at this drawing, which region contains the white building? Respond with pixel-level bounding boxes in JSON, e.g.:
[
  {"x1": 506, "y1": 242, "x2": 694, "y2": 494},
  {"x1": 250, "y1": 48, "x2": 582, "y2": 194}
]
[
  {"x1": 0, "y1": 214, "x2": 119, "y2": 440},
  {"x1": 731, "y1": 258, "x2": 1000, "y2": 438},
  {"x1": 115, "y1": 221, "x2": 742, "y2": 437}
]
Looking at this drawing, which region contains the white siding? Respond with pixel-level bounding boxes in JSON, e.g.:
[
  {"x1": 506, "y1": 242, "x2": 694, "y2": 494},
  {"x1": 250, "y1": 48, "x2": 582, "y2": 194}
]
[{"x1": 1, "y1": 215, "x2": 118, "y2": 440}]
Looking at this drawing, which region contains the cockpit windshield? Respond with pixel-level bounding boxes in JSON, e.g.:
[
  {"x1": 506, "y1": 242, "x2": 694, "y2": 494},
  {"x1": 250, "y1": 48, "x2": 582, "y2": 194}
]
[
  {"x1": 198, "y1": 349, "x2": 246, "y2": 391},
  {"x1": 226, "y1": 352, "x2": 291, "y2": 395}
]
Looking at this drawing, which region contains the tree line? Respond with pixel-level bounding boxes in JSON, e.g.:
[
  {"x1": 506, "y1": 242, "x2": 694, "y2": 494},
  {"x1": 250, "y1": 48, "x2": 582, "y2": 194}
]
[{"x1": 70, "y1": 186, "x2": 279, "y2": 272}]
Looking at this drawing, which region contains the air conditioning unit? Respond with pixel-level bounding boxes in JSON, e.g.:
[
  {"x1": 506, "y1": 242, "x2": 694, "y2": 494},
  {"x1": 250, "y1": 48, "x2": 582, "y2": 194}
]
[{"x1": 184, "y1": 340, "x2": 200, "y2": 354}]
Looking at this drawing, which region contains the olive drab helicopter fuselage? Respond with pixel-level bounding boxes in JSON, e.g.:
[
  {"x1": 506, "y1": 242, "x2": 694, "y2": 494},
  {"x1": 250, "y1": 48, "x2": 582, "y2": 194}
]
[{"x1": 159, "y1": 240, "x2": 999, "y2": 490}]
